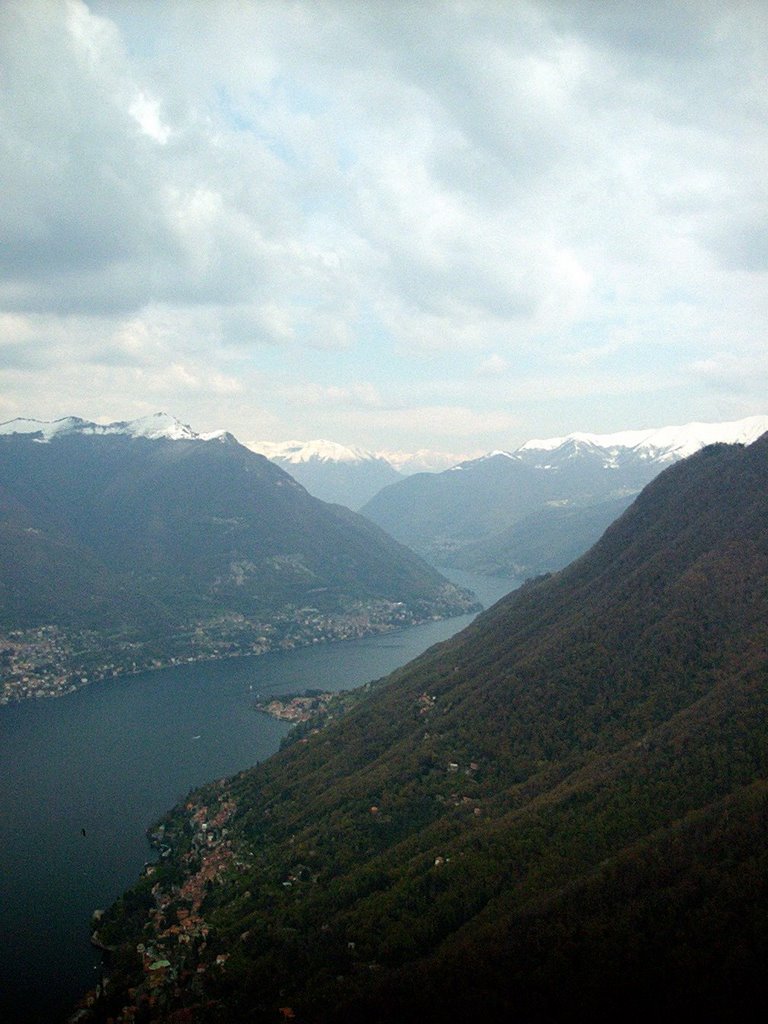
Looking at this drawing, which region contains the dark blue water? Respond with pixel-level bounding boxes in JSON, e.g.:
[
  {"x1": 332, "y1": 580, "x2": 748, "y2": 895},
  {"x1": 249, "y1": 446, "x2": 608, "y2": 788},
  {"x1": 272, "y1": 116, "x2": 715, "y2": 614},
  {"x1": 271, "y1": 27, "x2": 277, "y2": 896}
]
[{"x1": 0, "y1": 572, "x2": 516, "y2": 1023}]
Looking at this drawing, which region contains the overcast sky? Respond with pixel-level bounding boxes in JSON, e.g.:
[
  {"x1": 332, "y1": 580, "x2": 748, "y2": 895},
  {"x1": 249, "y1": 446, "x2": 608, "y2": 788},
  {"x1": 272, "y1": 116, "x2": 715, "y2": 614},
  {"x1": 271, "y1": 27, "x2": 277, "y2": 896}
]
[{"x1": 1, "y1": 0, "x2": 766, "y2": 457}]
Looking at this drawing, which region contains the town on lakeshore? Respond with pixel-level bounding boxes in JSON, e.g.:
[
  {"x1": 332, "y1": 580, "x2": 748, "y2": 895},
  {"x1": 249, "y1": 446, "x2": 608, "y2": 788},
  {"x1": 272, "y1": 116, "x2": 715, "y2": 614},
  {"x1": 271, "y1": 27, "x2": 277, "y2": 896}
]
[
  {"x1": 0, "y1": 598, "x2": 444, "y2": 705},
  {"x1": 253, "y1": 691, "x2": 336, "y2": 724},
  {"x1": 74, "y1": 782, "x2": 240, "y2": 1022}
]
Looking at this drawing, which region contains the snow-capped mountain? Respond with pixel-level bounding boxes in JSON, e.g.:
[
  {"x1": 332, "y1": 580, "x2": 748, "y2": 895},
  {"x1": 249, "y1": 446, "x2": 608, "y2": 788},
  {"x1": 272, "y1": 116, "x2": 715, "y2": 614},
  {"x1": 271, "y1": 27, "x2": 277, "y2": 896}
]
[
  {"x1": 361, "y1": 414, "x2": 768, "y2": 575},
  {"x1": 246, "y1": 439, "x2": 401, "y2": 509},
  {"x1": 247, "y1": 439, "x2": 383, "y2": 466},
  {"x1": 0, "y1": 412, "x2": 208, "y2": 443},
  {"x1": 518, "y1": 415, "x2": 768, "y2": 464}
]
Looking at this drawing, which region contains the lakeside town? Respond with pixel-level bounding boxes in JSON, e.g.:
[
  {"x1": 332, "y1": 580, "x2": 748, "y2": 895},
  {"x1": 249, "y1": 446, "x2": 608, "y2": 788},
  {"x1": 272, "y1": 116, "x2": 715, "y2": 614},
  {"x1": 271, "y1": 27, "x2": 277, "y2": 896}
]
[
  {"x1": 253, "y1": 690, "x2": 336, "y2": 723},
  {"x1": 73, "y1": 782, "x2": 241, "y2": 1022},
  {"x1": 0, "y1": 598, "x2": 436, "y2": 706}
]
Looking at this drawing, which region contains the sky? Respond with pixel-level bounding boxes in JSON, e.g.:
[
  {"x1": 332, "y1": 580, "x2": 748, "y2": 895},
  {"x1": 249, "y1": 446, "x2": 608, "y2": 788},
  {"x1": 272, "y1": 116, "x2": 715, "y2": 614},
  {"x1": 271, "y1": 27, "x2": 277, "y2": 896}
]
[{"x1": 1, "y1": 0, "x2": 766, "y2": 461}]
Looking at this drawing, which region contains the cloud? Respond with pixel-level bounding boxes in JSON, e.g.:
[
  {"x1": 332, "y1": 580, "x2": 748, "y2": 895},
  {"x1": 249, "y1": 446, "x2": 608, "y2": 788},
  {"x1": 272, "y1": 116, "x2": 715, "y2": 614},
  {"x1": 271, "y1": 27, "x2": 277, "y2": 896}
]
[
  {"x1": 703, "y1": 215, "x2": 768, "y2": 273},
  {"x1": 129, "y1": 90, "x2": 172, "y2": 144},
  {"x1": 277, "y1": 381, "x2": 384, "y2": 409},
  {"x1": 0, "y1": 0, "x2": 766, "y2": 447},
  {"x1": 477, "y1": 354, "x2": 510, "y2": 376},
  {"x1": 692, "y1": 350, "x2": 768, "y2": 398},
  {"x1": 0, "y1": 3, "x2": 173, "y2": 308},
  {"x1": 0, "y1": 0, "x2": 363, "y2": 343},
  {"x1": 304, "y1": 403, "x2": 525, "y2": 451}
]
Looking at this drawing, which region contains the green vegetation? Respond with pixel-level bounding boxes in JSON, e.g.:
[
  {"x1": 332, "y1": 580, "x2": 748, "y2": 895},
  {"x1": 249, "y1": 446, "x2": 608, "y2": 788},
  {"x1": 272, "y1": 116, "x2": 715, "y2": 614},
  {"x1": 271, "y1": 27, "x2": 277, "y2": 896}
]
[{"x1": 77, "y1": 436, "x2": 768, "y2": 1021}]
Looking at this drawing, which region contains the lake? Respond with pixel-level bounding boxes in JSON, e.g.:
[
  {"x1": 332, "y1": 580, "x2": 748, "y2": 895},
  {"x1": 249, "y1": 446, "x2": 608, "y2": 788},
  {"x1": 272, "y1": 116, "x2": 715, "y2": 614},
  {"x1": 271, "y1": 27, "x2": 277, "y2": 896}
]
[{"x1": 0, "y1": 571, "x2": 517, "y2": 1023}]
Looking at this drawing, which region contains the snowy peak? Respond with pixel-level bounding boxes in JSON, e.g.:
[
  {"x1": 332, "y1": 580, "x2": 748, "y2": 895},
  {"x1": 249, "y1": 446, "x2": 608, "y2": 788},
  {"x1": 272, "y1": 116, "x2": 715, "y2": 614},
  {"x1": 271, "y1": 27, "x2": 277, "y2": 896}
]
[
  {"x1": 0, "y1": 412, "x2": 204, "y2": 443},
  {"x1": 517, "y1": 415, "x2": 768, "y2": 465},
  {"x1": 477, "y1": 449, "x2": 521, "y2": 463},
  {"x1": 372, "y1": 449, "x2": 476, "y2": 474},
  {"x1": 246, "y1": 439, "x2": 392, "y2": 467},
  {"x1": 245, "y1": 439, "x2": 402, "y2": 509},
  {"x1": 248, "y1": 441, "x2": 481, "y2": 474},
  {"x1": 0, "y1": 416, "x2": 90, "y2": 441},
  {"x1": 108, "y1": 413, "x2": 199, "y2": 441}
]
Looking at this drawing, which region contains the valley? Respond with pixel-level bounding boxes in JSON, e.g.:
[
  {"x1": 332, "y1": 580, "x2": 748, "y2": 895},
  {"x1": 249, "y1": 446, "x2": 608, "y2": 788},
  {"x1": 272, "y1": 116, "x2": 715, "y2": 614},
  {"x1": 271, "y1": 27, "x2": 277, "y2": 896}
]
[
  {"x1": 361, "y1": 414, "x2": 768, "y2": 575},
  {"x1": 2, "y1": 412, "x2": 767, "y2": 1022},
  {"x1": 0, "y1": 417, "x2": 477, "y2": 705}
]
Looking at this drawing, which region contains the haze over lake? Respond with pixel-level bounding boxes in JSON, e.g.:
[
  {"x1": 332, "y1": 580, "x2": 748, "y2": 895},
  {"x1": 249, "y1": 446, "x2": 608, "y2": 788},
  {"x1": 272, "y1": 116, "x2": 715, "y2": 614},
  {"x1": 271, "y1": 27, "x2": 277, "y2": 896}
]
[{"x1": 0, "y1": 571, "x2": 515, "y2": 1023}]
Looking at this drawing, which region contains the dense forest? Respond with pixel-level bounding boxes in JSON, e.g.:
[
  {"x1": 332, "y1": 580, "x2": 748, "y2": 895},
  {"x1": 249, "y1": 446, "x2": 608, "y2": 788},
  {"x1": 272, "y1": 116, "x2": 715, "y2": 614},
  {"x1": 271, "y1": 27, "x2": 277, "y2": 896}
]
[{"x1": 82, "y1": 435, "x2": 768, "y2": 1022}]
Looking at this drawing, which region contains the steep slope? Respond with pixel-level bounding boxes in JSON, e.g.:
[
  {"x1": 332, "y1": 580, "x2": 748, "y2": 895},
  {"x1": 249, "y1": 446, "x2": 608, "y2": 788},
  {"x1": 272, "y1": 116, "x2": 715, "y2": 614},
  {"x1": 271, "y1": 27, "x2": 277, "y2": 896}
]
[
  {"x1": 85, "y1": 434, "x2": 768, "y2": 1021},
  {"x1": 0, "y1": 427, "x2": 475, "y2": 701},
  {"x1": 247, "y1": 439, "x2": 402, "y2": 509},
  {"x1": 362, "y1": 414, "x2": 768, "y2": 570}
]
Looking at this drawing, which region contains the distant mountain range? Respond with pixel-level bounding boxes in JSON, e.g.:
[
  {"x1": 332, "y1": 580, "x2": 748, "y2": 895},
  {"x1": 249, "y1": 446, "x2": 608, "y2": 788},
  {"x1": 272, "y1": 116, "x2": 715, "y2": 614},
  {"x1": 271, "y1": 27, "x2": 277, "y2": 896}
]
[
  {"x1": 6, "y1": 412, "x2": 767, "y2": 581},
  {"x1": 0, "y1": 415, "x2": 476, "y2": 701},
  {"x1": 246, "y1": 439, "x2": 477, "y2": 478},
  {"x1": 83, "y1": 424, "x2": 768, "y2": 1021},
  {"x1": 0, "y1": 411, "x2": 216, "y2": 443},
  {"x1": 0, "y1": 418, "x2": 460, "y2": 510},
  {"x1": 246, "y1": 439, "x2": 402, "y2": 509},
  {"x1": 361, "y1": 415, "x2": 768, "y2": 574}
]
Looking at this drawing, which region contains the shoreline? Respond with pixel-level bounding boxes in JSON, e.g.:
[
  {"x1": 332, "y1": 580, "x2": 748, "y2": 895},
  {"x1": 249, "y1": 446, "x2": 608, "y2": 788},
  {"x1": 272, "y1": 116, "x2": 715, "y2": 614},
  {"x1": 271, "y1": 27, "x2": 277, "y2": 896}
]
[
  {"x1": 253, "y1": 689, "x2": 337, "y2": 723},
  {"x1": 0, "y1": 596, "x2": 481, "y2": 707}
]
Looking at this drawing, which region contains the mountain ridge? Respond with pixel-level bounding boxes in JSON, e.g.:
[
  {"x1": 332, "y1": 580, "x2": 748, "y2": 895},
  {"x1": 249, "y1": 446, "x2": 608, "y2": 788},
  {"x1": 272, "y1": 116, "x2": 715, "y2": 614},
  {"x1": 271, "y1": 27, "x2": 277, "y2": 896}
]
[
  {"x1": 518, "y1": 413, "x2": 768, "y2": 459},
  {"x1": 246, "y1": 438, "x2": 394, "y2": 467},
  {"x1": 6, "y1": 410, "x2": 766, "y2": 536},
  {"x1": 5, "y1": 410, "x2": 766, "y2": 467},
  {"x1": 0, "y1": 411, "x2": 206, "y2": 442}
]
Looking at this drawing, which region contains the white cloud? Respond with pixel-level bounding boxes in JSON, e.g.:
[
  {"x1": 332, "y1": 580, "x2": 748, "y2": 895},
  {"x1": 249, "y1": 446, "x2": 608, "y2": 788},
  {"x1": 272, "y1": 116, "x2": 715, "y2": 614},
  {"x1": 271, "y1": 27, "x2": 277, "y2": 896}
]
[
  {"x1": 692, "y1": 349, "x2": 768, "y2": 398},
  {"x1": 477, "y1": 354, "x2": 510, "y2": 376},
  {"x1": 278, "y1": 381, "x2": 384, "y2": 409},
  {"x1": 0, "y1": 0, "x2": 766, "y2": 449},
  {"x1": 129, "y1": 90, "x2": 172, "y2": 143}
]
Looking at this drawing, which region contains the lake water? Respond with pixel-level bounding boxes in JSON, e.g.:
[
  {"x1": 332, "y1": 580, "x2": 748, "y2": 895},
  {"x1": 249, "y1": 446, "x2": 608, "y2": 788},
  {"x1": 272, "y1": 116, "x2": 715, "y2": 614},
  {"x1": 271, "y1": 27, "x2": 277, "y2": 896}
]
[{"x1": 0, "y1": 572, "x2": 517, "y2": 1023}]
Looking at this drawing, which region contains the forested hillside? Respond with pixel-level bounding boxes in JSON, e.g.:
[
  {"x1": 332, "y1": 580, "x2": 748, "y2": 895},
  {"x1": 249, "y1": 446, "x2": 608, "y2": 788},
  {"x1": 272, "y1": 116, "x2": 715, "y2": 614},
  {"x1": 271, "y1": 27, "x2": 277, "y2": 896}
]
[{"x1": 83, "y1": 436, "x2": 768, "y2": 1022}]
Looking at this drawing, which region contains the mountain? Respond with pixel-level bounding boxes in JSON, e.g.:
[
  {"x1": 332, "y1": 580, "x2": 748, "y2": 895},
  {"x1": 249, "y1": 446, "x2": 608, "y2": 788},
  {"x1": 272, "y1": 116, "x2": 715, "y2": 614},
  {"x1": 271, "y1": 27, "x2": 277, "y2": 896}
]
[
  {"x1": 446, "y1": 493, "x2": 635, "y2": 577},
  {"x1": 362, "y1": 415, "x2": 768, "y2": 572},
  {"x1": 518, "y1": 414, "x2": 768, "y2": 460},
  {"x1": 83, "y1": 433, "x2": 768, "y2": 1021},
  {"x1": 246, "y1": 439, "x2": 402, "y2": 509},
  {"x1": 0, "y1": 417, "x2": 476, "y2": 702},
  {"x1": 0, "y1": 411, "x2": 205, "y2": 442}
]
